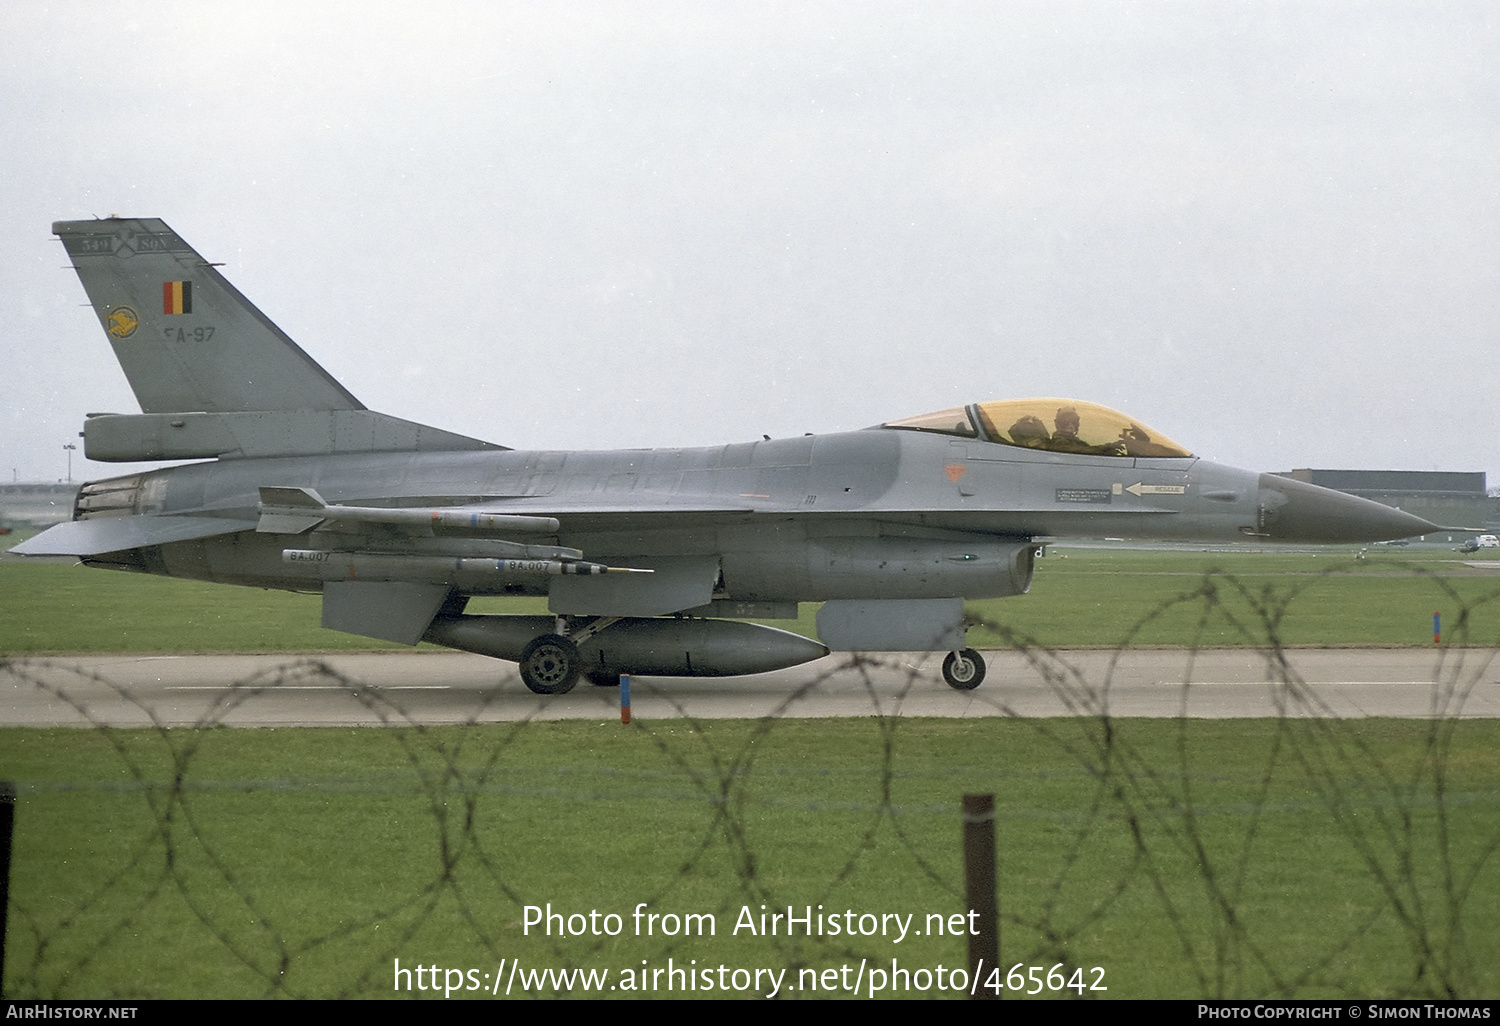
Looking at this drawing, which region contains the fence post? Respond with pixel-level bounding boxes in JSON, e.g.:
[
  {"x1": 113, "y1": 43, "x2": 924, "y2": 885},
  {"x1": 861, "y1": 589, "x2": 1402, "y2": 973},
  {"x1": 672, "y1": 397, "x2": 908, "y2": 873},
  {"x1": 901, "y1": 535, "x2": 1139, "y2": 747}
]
[
  {"x1": 1, "y1": 781, "x2": 14, "y2": 999},
  {"x1": 963, "y1": 792, "x2": 998, "y2": 999}
]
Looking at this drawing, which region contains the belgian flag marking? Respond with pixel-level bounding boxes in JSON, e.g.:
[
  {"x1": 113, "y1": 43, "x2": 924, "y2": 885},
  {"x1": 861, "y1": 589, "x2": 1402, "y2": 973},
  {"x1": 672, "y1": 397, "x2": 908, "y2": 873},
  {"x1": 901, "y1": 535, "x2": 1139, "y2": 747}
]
[{"x1": 162, "y1": 280, "x2": 192, "y2": 315}]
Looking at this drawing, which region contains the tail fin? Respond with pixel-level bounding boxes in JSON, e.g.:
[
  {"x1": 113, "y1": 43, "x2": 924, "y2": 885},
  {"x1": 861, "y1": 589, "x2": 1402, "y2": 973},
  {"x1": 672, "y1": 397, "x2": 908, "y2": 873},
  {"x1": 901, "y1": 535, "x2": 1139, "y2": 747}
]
[{"x1": 55, "y1": 218, "x2": 365, "y2": 414}]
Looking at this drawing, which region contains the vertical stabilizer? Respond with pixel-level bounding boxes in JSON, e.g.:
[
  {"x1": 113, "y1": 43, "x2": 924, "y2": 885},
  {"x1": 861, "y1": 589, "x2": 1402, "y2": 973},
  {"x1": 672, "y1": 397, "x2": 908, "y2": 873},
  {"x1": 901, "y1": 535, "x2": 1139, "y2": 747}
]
[{"x1": 54, "y1": 218, "x2": 365, "y2": 414}]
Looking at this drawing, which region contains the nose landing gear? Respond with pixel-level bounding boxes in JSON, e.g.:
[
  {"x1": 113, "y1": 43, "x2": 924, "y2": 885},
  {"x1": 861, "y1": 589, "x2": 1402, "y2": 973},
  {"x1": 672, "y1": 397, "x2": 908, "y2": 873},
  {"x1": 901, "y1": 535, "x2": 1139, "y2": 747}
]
[{"x1": 941, "y1": 648, "x2": 986, "y2": 690}]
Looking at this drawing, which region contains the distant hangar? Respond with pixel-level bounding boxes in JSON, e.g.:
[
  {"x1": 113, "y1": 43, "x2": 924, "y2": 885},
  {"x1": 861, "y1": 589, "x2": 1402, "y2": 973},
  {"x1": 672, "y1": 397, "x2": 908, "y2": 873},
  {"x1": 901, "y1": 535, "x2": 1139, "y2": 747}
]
[{"x1": 0, "y1": 483, "x2": 79, "y2": 529}]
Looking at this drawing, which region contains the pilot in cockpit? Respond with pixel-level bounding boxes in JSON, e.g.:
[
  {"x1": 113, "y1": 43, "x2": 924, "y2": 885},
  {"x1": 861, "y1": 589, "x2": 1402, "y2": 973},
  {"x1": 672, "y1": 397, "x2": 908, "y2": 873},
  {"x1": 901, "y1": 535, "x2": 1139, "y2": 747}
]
[
  {"x1": 1007, "y1": 414, "x2": 1050, "y2": 448},
  {"x1": 1050, "y1": 406, "x2": 1127, "y2": 456}
]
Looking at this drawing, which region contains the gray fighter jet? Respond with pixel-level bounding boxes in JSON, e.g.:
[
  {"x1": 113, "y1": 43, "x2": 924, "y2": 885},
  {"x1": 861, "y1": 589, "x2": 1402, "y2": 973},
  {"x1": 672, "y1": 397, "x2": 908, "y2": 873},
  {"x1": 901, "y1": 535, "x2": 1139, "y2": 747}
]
[{"x1": 16, "y1": 218, "x2": 1438, "y2": 692}]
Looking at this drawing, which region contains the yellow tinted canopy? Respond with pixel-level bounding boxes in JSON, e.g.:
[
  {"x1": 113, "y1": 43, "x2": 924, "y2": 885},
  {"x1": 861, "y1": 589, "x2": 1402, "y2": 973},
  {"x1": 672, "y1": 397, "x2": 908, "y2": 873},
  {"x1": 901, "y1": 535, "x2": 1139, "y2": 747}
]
[{"x1": 884, "y1": 399, "x2": 1192, "y2": 458}]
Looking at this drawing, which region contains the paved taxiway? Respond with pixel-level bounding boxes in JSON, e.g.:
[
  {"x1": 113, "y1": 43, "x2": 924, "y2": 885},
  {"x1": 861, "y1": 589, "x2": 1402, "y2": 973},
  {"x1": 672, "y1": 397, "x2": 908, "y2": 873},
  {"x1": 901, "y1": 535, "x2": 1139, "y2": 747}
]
[{"x1": 3, "y1": 648, "x2": 1497, "y2": 726}]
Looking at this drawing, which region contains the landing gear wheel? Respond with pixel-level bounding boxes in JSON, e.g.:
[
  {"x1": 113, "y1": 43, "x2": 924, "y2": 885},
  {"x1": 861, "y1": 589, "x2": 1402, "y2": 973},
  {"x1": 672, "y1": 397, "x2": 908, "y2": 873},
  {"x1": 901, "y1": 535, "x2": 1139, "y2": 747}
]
[
  {"x1": 519, "y1": 634, "x2": 580, "y2": 695},
  {"x1": 586, "y1": 670, "x2": 621, "y2": 687},
  {"x1": 942, "y1": 649, "x2": 986, "y2": 690}
]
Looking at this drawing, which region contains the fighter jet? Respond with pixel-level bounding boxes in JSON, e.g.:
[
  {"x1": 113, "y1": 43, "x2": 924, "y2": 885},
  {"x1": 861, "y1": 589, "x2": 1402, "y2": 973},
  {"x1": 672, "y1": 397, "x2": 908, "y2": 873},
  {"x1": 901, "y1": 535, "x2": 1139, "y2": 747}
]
[{"x1": 15, "y1": 218, "x2": 1438, "y2": 693}]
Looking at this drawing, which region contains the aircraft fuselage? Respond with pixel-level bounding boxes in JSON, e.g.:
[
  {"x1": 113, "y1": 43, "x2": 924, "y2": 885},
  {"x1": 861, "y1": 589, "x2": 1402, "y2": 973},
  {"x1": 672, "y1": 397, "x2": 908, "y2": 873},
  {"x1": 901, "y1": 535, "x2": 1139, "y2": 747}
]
[{"x1": 78, "y1": 429, "x2": 1261, "y2": 593}]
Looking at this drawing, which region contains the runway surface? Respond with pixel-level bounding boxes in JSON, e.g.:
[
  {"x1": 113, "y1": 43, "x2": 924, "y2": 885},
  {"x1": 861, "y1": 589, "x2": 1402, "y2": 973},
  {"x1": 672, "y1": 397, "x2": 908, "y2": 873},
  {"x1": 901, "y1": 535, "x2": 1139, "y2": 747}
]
[{"x1": 3, "y1": 647, "x2": 1498, "y2": 726}]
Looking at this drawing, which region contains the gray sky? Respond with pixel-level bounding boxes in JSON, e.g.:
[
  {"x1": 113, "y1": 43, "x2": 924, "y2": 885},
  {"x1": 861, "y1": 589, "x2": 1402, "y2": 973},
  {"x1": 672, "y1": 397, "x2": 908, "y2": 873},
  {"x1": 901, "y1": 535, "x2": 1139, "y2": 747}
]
[{"x1": 3, "y1": 2, "x2": 1496, "y2": 486}]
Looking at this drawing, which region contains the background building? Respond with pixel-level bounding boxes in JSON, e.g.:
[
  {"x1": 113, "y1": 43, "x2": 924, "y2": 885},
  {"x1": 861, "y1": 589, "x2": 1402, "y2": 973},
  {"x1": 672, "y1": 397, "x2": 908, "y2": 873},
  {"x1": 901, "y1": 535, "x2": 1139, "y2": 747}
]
[{"x1": 0, "y1": 483, "x2": 79, "y2": 530}]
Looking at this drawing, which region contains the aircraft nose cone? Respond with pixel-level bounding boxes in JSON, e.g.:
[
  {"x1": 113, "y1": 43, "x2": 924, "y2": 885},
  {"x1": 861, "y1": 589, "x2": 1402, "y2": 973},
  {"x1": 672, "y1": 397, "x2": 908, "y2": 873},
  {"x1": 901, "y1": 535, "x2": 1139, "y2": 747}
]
[{"x1": 1255, "y1": 475, "x2": 1439, "y2": 542}]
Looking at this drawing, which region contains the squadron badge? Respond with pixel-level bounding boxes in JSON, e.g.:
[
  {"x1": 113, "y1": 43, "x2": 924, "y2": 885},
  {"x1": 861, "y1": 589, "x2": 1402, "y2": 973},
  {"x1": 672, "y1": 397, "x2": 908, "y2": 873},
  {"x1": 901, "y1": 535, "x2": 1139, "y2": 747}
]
[{"x1": 105, "y1": 305, "x2": 139, "y2": 339}]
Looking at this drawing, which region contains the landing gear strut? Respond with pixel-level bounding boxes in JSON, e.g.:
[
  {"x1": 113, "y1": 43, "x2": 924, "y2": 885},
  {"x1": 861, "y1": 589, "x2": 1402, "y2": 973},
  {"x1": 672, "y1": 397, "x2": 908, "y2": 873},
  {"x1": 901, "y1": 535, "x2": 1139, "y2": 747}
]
[{"x1": 942, "y1": 648, "x2": 986, "y2": 690}]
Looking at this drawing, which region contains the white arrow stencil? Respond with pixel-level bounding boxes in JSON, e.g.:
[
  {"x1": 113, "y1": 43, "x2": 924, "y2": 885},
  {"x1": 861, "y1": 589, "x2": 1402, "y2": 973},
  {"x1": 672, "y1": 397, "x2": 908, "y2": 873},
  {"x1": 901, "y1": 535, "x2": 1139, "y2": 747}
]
[{"x1": 1125, "y1": 482, "x2": 1187, "y2": 496}]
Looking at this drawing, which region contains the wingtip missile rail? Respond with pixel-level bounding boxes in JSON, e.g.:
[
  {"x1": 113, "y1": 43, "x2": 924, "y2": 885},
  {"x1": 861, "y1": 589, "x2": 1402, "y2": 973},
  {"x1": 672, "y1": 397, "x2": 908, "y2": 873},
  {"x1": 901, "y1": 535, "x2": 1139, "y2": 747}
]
[
  {"x1": 256, "y1": 486, "x2": 561, "y2": 536},
  {"x1": 281, "y1": 550, "x2": 652, "y2": 583}
]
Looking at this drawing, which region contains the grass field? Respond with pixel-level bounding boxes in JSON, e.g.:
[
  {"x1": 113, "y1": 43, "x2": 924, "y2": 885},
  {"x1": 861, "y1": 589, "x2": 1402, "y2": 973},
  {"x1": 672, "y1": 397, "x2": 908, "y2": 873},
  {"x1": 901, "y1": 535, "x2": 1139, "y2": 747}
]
[
  {"x1": 3, "y1": 541, "x2": 1499, "y2": 999},
  {"x1": 2, "y1": 717, "x2": 1496, "y2": 999}
]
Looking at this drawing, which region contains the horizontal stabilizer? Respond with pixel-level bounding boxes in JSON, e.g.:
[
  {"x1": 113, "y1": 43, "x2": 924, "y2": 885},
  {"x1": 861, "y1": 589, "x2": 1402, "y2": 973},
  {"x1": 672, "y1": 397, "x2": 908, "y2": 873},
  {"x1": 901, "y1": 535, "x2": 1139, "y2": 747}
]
[{"x1": 12, "y1": 514, "x2": 256, "y2": 557}]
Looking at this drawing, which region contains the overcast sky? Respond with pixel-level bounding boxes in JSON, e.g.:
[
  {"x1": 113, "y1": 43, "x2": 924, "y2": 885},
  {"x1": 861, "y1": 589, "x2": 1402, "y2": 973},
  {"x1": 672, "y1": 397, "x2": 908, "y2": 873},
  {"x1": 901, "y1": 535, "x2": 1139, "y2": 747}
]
[{"x1": 3, "y1": 2, "x2": 1496, "y2": 486}]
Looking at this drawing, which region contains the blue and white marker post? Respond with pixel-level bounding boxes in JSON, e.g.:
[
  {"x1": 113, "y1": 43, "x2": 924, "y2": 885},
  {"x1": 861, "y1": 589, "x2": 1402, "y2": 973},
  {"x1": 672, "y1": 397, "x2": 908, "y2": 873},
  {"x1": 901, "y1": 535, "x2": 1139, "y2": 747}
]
[{"x1": 620, "y1": 674, "x2": 631, "y2": 724}]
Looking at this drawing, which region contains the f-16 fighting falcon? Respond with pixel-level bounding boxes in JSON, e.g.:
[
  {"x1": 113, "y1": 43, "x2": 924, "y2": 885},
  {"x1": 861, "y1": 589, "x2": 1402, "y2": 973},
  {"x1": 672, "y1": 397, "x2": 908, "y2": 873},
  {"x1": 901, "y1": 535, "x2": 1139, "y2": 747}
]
[{"x1": 15, "y1": 219, "x2": 1439, "y2": 693}]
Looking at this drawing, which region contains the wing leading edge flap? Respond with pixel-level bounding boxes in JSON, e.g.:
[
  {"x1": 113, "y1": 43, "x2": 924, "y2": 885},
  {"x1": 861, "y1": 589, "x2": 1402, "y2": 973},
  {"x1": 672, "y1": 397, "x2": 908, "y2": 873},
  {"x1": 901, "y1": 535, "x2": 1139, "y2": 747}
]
[{"x1": 12, "y1": 514, "x2": 257, "y2": 557}]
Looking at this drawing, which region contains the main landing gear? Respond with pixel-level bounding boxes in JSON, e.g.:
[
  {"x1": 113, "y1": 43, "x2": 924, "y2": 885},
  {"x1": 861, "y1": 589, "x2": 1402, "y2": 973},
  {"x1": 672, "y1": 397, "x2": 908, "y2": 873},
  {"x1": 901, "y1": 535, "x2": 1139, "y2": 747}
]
[
  {"x1": 942, "y1": 648, "x2": 986, "y2": 691},
  {"x1": 518, "y1": 616, "x2": 622, "y2": 695},
  {"x1": 518, "y1": 634, "x2": 580, "y2": 695}
]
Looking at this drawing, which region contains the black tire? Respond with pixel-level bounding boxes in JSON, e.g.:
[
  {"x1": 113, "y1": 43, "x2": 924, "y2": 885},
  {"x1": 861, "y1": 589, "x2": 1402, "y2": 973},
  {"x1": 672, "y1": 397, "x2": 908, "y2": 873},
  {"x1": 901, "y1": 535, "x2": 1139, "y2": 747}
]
[
  {"x1": 586, "y1": 669, "x2": 621, "y2": 687},
  {"x1": 519, "y1": 634, "x2": 580, "y2": 695},
  {"x1": 941, "y1": 648, "x2": 986, "y2": 690}
]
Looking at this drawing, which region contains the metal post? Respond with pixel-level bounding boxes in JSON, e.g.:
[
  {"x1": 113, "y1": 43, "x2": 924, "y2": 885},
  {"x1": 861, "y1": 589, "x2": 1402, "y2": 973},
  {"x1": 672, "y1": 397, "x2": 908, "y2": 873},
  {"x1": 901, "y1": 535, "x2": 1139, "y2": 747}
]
[
  {"x1": 0, "y1": 781, "x2": 15, "y2": 999},
  {"x1": 619, "y1": 674, "x2": 631, "y2": 724},
  {"x1": 963, "y1": 793, "x2": 997, "y2": 999}
]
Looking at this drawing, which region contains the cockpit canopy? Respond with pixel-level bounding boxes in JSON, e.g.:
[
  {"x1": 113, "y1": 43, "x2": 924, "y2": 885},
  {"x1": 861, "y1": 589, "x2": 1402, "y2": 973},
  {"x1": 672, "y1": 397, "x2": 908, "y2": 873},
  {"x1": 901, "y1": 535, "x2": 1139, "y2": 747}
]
[{"x1": 883, "y1": 398, "x2": 1192, "y2": 458}]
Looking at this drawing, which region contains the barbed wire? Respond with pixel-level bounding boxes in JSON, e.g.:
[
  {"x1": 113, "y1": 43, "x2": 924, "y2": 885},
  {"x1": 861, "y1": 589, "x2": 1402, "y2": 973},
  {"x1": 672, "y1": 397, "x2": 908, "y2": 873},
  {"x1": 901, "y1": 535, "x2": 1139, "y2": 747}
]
[{"x1": 1, "y1": 564, "x2": 1497, "y2": 999}]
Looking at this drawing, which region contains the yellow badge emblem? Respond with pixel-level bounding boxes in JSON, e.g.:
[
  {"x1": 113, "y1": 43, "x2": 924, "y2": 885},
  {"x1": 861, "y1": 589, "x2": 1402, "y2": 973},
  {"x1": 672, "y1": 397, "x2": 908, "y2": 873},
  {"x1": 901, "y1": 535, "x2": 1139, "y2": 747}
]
[{"x1": 106, "y1": 305, "x2": 139, "y2": 339}]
